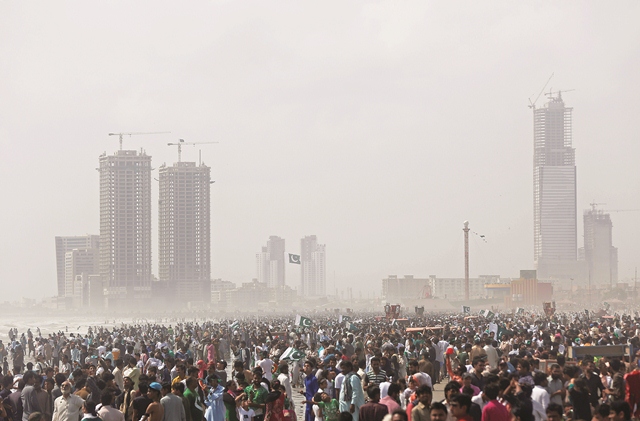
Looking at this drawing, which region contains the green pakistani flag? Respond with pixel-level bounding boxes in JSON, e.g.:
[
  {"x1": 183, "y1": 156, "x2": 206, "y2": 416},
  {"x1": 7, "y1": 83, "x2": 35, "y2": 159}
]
[
  {"x1": 516, "y1": 308, "x2": 524, "y2": 315},
  {"x1": 288, "y1": 253, "x2": 301, "y2": 264},
  {"x1": 346, "y1": 322, "x2": 358, "y2": 332},
  {"x1": 229, "y1": 320, "x2": 240, "y2": 331},
  {"x1": 339, "y1": 315, "x2": 352, "y2": 323},
  {"x1": 462, "y1": 306, "x2": 471, "y2": 314},
  {"x1": 295, "y1": 315, "x2": 312, "y2": 328},
  {"x1": 280, "y1": 347, "x2": 305, "y2": 361},
  {"x1": 480, "y1": 309, "x2": 495, "y2": 319}
]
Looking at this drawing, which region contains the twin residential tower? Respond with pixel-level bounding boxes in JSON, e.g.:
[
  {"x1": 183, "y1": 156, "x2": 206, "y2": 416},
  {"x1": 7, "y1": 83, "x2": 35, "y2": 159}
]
[{"x1": 98, "y1": 148, "x2": 210, "y2": 306}]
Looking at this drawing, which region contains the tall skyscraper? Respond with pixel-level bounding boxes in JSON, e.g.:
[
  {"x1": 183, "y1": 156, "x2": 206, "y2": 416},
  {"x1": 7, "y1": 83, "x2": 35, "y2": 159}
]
[
  {"x1": 255, "y1": 236, "x2": 285, "y2": 288},
  {"x1": 99, "y1": 150, "x2": 152, "y2": 305},
  {"x1": 532, "y1": 92, "x2": 579, "y2": 280},
  {"x1": 55, "y1": 235, "x2": 99, "y2": 296},
  {"x1": 583, "y1": 207, "x2": 618, "y2": 286},
  {"x1": 158, "y1": 161, "x2": 211, "y2": 301},
  {"x1": 301, "y1": 235, "x2": 326, "y2": 296}
]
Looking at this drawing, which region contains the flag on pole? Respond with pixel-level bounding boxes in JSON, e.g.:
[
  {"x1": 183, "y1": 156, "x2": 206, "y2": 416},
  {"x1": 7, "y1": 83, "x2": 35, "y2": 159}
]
[
  {"x1": 229, "y1": 320, "x2": 240, "y2": 331},
  {"x1": 462, "y1": 306, "x2": 471, "y2": 314},
  {"x1": 339, "y1": 315, "x2": 352, "y2": 323},
  {"x1": 295, "y1": 315, "x2": 313, "y2": 328},
  {"x1": 280, "y1": 347, "x2": 305, "y2": 361},
  {"x1": 516, "y1": 308, "x2": 524, "y2": 315},
  {"x1": 288, "y1": 253, "x2": 301, "y2": 264}
]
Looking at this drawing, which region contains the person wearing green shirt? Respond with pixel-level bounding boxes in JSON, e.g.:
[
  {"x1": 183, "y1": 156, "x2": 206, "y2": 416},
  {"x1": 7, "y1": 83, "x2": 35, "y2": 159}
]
[
  {"x1": 317, "y1": 392, "x2": 339, "y2": 421},
  {"x1": 185, "y1": 377, "x2": 204, "y2": 421},
  {"x1": 245, "y1": 371, "x2": 268, "y2": 421},
  {"x1": 458, "y1": 343, "x2": 471, "y2": 367},
  {"x1": 223, "y1": 381, "x2": 243, "y2": 421}
]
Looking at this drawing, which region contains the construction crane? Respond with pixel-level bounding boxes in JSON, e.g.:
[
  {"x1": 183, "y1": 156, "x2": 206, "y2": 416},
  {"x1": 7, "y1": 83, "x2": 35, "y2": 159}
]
[
  {"x1": 528, "y1": 73, "x2": 554, "y2": 109},
  {"x1": 108, "y1": 131, "x2": 171, "y2": 150},
  {"x1": 167, "y1": 139, "x2": 219, "y2": 162},
  {"x1": 544, "y1": 89, "x2": 575, "y2": 100}
]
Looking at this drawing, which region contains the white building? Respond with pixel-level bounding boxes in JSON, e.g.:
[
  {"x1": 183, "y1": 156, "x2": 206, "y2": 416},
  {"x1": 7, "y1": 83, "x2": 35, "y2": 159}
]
[
  {"x1": 158, "y1": 161, "x2": 211, "y2": 302},
  {"x1": 255, "y1": 237, "x2": 285, "y2": 288},
  {"x1": 533, "y1": 92, "x2": 578, "y2": 281},
  {"x1": 99, "y1": 149, "x2": 152, "y2": 305},
  {"x1": 55, "y1": 235, "x2": 99, "y2": 296},
  {"x1": 582, "y1": 207, "x2": 618, "y2": 286},
  {"x1": 301, "y1": 235, "x2": 326, "y2": 297},
  {"x1": 64, "y1": 248, "x2": 99, "y2": 298},
  {"x1": 382, "y1": 275, "x2": 431, "y2": 301}
]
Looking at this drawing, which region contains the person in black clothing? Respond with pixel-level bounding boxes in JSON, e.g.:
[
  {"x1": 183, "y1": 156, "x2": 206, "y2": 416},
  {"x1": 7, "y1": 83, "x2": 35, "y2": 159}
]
[
  {"x1": 132, "y1": 382, "x2": 152, "y2": 421},
  {"x1": 581, "y1": 359, "x2": 604, "y2": 408},
  {"x1": 469, "y1": 357, "x2": 486, "y2": 391},
  {"x1": 569, "y1": 378, "x2": 592, "y2": 421},
  {"x1": 7, "y1": 380, "x2": 24, "y2": 421}
]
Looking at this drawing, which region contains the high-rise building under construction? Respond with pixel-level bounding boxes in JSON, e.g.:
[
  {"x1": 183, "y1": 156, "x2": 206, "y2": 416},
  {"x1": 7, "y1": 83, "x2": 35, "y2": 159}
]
[
  {"x1": 158, "y1": 161, "x2": 211, "y2": 301},
  {"x1": 533, "y1": 92, "x2": 580, "y2": 280},
  {"x1": 99, "y1": 150, "x2": 152, "y2": 305}
]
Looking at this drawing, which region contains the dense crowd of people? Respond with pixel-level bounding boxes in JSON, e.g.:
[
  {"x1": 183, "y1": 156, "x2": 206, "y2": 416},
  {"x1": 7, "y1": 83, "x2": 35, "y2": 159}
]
[{"x1": 0, "y1": 310, "x2": 639, "y2": 421}]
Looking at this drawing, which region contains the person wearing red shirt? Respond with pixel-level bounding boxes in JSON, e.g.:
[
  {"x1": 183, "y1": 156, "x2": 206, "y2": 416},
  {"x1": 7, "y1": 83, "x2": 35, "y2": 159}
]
[{"x1": 480, "y1": 384, "x2": 510, "y2": 421}]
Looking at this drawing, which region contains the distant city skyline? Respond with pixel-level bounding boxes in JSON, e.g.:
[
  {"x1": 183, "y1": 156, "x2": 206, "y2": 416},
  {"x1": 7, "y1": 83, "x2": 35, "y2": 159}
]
[{"x1": 4, "y1": 3, "x2": 640, "y2": 299}]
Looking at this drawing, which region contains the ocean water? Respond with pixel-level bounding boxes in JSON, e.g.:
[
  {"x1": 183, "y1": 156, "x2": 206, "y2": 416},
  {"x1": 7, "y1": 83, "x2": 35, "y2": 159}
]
[{"x1": 0, "y1": 315, "x2": 140, "y2": 342}]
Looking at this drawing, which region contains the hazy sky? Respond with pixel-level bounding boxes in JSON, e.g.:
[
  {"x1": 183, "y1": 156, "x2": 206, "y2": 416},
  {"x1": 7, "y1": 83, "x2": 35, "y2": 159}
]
[{"x1": 2, "y1": 2, "x2": 639, "y2": 300}]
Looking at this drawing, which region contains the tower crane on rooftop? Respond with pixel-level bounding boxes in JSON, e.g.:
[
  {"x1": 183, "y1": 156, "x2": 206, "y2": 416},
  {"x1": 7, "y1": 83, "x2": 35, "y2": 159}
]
[
  {"x1": 545, "y1": 89, "x2": 575, "y2": 100},
  {"x1": 528, "y1": 73, "x2": 554, "y2": 109},
  {"x1": 167, "y1": 139, "x2": 219, "y2": 162},
  {"x1": 108, "y1": 131, "x2": 171, "y2": 150}
]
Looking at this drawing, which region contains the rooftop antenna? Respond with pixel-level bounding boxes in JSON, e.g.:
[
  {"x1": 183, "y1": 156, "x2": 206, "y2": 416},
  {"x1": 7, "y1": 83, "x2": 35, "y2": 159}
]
[{"x1": 108, "y1": 131, "x2": 171, "y2": 150}]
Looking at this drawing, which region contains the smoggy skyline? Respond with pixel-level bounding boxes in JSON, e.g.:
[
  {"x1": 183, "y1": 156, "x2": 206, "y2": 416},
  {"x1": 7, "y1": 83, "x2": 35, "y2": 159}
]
[{"x1": 1, "y1": 2, "x2": 640, "y2": 299}]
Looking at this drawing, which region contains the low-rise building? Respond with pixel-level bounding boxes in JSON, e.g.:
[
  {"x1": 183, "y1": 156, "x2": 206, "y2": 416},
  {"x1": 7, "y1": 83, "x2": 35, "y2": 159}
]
[{"x1": 382, "y1": 275, "x2": 508, "y2": 302}]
